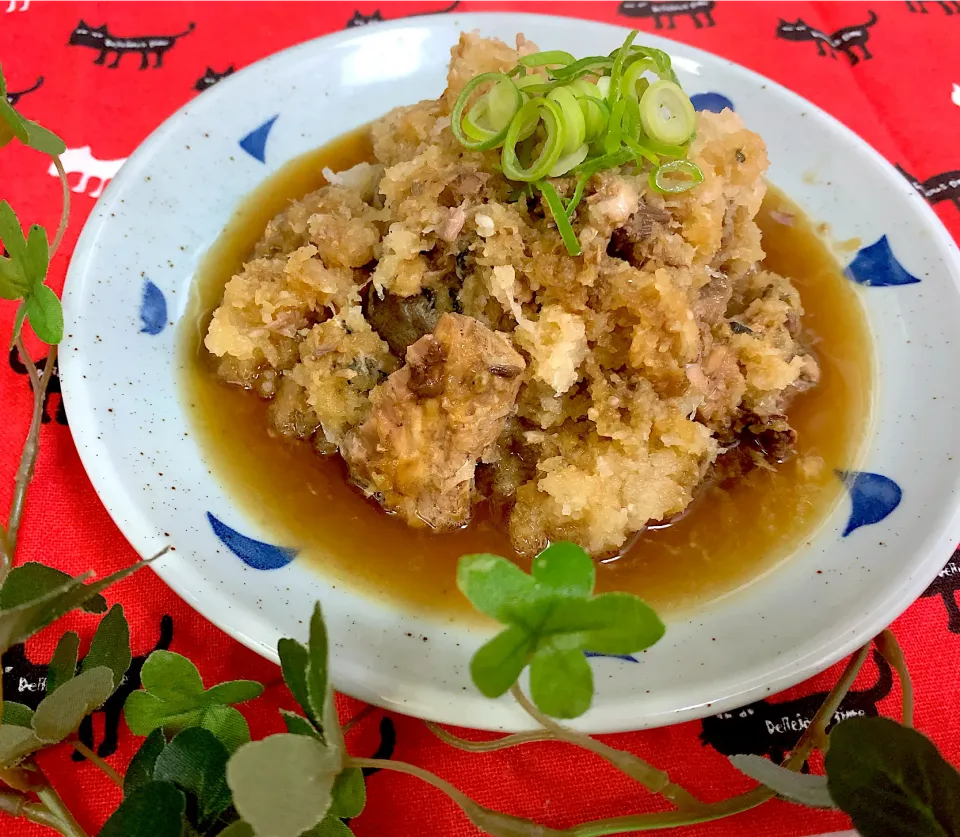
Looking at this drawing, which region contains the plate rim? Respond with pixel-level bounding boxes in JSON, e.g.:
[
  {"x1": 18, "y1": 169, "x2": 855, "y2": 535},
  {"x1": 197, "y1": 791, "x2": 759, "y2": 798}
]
[{"x1": 60, "y1": 11, "x2": 960, "y2": 732}]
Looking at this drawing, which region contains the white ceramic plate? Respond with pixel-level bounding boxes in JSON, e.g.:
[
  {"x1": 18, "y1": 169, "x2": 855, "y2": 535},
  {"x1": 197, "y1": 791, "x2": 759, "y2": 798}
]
[{"x1": 60, "y1": 12, "x2": 960, "y2": 732}]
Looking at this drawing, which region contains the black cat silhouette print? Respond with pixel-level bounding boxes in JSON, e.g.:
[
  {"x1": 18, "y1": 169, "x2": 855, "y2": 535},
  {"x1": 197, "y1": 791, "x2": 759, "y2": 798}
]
[
  {"x1": 618, "y1": 1, "x2": 716, "y2": 29},
  {"x1": 776, "y1": 11, "x2": 878, "y2": 65},
  {"x1": 68, "y1": 19, "x2": 195, "y2": 69}
]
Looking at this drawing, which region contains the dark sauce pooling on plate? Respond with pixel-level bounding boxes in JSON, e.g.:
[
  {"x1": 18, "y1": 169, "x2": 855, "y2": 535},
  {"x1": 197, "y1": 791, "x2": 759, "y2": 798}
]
[{"x1": 179, "y1": 127, "x2": 873, "y2": 619}]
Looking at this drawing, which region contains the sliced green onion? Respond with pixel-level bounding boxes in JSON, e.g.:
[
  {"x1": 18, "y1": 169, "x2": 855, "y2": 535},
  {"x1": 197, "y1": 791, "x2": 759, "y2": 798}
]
[
  {"x1": 547, "y1": 86, "x2": 586, "y2": 153},
  {"x1": 520, "y1": 63, "x2": 610, "y2": 94},
  {"x1": 602, "y1": 98, "x2": 626, "y2": 155},
  {"x1": 650, "y1": 159, "x2": 704, "y2": 193},
  {"x1": 567, "y1": 79, "x2": 610, "y2": 140},
  {"x1": 580, "y1": 96, "x2": 610, "y2": 141},
  {"x1": 573, "y1": 147, "x2": 635, "y2": 175},
  {"x1": 622, "y1": 45, "x2": 679, "y2": 85},
  {"x1": 514, "y1": 76, "x2": 547, "y2": 140},
  {"x1": 487, "y1": 78, "x2": 522, "y2": 129},
  {"x1": 607, "y1": 29, "x2": 639, "y2": 107},
  {"x1": 620, "y1": 57, "x2": 656, "y2": 101},
  {"x1": 623, "y1": 136, "x2": 659, "y2": 167},
  {"x1": 537, "y1": 180, "x2": 582, "y2": 256},
  {"x1": 548, "y1": 142, "x2": 589, "y2": 177},
  {"x1": 452, "y1": 72, "x2": 516, "y2": 151},
  {"x1": 621, "y1": 94, "x2": 641, "y2": 140},
  {"x1": 461, "y1": 101, "x2": 498, "y2": 143},
  {"x1": 520, "y1": 50, "x2": 576, "y2": 68},
  {"x1": 639, "y1": 79, "x2": 696, "y2": 146},
  {"x1": 548, "y1": 56, "x2": 613, "y2": 79},
  {"x1": 449, "y1": 31, "x2": 703, "y2": 204},
  {"x1": 640, "y1": 135, "x2": 689, "y2": 159},
  {"x1": 518, "y1": 77, "x2": 571, "y2": 95},
  {"x1": 502, "y1": 97, "x2": 565, "y2": 182},
  {"x1": 564, "y1": 173, "x2": 589, "y2": 216}
]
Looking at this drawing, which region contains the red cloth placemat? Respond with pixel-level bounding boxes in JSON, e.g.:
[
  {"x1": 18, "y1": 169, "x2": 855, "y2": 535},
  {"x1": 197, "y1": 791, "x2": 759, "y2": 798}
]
[{"x1": 2, "y1": 2, "x2": 959, "y2": 835}]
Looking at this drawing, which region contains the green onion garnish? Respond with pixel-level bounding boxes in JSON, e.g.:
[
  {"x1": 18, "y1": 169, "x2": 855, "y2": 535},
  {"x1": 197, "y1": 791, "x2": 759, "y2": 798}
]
[
  {"x1": 639, "y1": 80, "x2": 696, "y2": 146},
  {"x1": 452, "y1": 72, "x2": 518, "y2": 151},
  {"x1": 519, "y1": 50, "x2": 576, "y2": 68},
  {"x1": 449, "y1": 29, "x2": 704, "y2": 255},
  {"x1": 537, "y1": 180, "x2": 582, "y2": 256},
  {"x1": 502, "y1": 97, "x2": 565, "y2": 182},
  {"x1": 650, "y1": 159, "x2": 704, "y2": 193}
]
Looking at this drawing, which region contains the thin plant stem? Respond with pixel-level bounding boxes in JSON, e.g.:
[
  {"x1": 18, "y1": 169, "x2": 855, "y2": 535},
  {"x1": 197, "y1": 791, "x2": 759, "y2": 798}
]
[
  {"x1": 346, "y1": 647, "x2": 874, "y2": 837},
  {"x1": 69, "y1": 740, "x2": 123, "y2": 789},
  {"x1": 50, "y1": 156, "x2": 70, "y2": 259},
  {"x1": 426, "y1": 721, "x2": 556, "y2": 753},
  {"x1": 342, "y1": 704, "x2": 377, "y2": 736},
  {"x1": 34, "y1": 772, "x2": 89, "y2": 837},
  {"x1": 0, "y1": 791, "x2": 73, "y2": 832},
  {"x1": 787, "y1": 642, "x2": 872, "y2": 766},
  {"x1": 876, "y1": 630, "x2": 914, "y2": 727},
  {"x1": 508, "y1": 684, "x2": 706, "y2": 811},
  {"x1": 0, "y1": 523, "x2": 9, "y2": 575},
  {"x1": 346, "y1": 757, "x2": 569, "y2": 837},
  {"x1": 2, "y1": 339, "x2": 57, "y2": 578}
]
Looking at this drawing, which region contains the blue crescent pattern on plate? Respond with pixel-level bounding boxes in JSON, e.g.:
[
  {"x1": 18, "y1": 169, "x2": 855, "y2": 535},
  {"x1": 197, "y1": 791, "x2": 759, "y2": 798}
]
[
  {"x1": 836, "y1": 471, "x2": 903, "y2": 537},
  {"x1": 690, "y1": 92, "x2": 734, "y2": 113},
  {"x1": 844, "y1": 235, "x2": 922, "y2": 287},
  {"x1": 139, "y1": 279, "x2": 167, "y2": 336},
  {"x1": 239, "y1": 114, "x2": 279, "y2": 163},
  {"x1": 207, "y1": 512, "x2": 298, "y2": 569}
]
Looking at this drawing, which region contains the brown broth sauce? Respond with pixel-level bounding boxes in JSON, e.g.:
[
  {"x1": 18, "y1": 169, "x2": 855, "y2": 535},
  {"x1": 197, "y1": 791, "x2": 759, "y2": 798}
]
[{"x1": 180, "y1": 128, "x2": 873, "y2": 618}]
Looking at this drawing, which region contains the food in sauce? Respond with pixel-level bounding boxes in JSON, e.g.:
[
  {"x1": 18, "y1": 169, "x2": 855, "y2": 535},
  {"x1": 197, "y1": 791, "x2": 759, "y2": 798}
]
[{"x1": 203, "y1": 33, "x2": 825, "y2": 560}]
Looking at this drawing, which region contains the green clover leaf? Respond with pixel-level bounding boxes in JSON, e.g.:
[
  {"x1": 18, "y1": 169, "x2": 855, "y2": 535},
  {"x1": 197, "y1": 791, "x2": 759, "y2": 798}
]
[
  {"x1": 46, "y1": 630, "x2": 80, "y2": 695},
  {"x1": 21, "y1": 118, "x2": 66, "y2": 157},
  {"x1": 24, "y1": 284, "x2": 64, "y2": 345},
  {"x1": 0, "y1": 562, "x2": 107, "y2": 614},
  {"x1": 226, "y1": 733, "x2": 340, "y2": 837},
  {"x1": 277, "y1": 602, "x2": 334, "y2": 741},
  {"x1": 826, "y1": 716, "x2": 960, "y2": 837},
  {"x1": 99, "y1": 781, "x2": 186, "y2": 837},
  {"x1": 124, "y1": 729, "x2": 167, "y2": 798},
  {"x1": 0, "y1": 202, "x2": 62, "y2": 344},
  {"x1": 0, "y1": 65, "x2": 65, "y2": 155},
  {"x1": 22, "y1": 224, "x2": 48, "y2": 290},
  {"x1": 199, "y1": 704, "x2": 251, "y2": 754},
  {"x1": 457, "y1": 542, "x2": 665, "y2": 719},
  {"x1": 81, "y1": 603, "x2": 132, "y2": 690},
  {"x1": 123, "y1": 650, "x2": 264, "y2": 742},
  {"x1": 0, "y1": 561, "x2": 143, "y2": 655},
  {"x1": 1, "y1": 702, "x2": 34, "y2": 728},
  {"x1": 0, "y1": 66, "x2": 28, "y2": 149},
  {"x1": 152, "y1": 727, "x2": 232, "y2": 828},
  {"x1": 0, "y1": 201, "x2": 29, "y2": 300}
]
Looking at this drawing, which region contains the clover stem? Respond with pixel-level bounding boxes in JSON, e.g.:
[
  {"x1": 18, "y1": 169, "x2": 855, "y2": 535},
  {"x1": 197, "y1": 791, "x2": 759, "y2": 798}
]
[
  {"x1": 0, "y1": 525, "x2": 9, "y2": 580},
  {"x1": 33, "y1": 770, "x2": 90, "y2": 837},
  {"x1": 2, "y1": 339, "x2": 57, "y2": 578},
  {"x1": 426, "y1": 722, "x2": 557, "y2": 753},
  {"x1": 346, "y1": 757, "x2": 568, "y2": 837},
  {"x1": 68, "y1": 739, "x2": 123, "y2": 789},
  {"x1": 342, "y1": 704, "x2": 377, "y2": 736},
  {"x1": 508, "y1": 684, "x2": 706, "y2": 811},
  {"x1": 876, "y1": 630, "x2": 913, "y2": 727},
  {"x1": 50, "y1": 156, "x2": 70, "y2": 259},
  {"x1": 552, "y1": 643, "x2": 877, "y2": 836},
  {"x1": 786, "y1": 641, "x2": 872, "y2": 766}
]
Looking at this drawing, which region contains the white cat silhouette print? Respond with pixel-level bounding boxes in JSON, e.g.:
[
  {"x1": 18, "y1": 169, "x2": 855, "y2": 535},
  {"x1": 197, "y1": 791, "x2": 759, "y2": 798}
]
[{"x1": 49, "y1": 147, "x2": 126, "y2": 199}]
